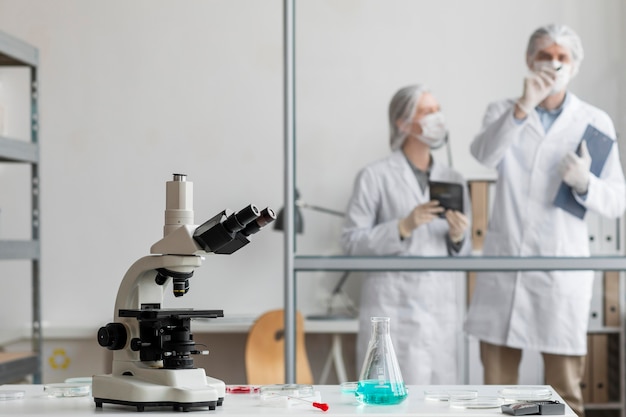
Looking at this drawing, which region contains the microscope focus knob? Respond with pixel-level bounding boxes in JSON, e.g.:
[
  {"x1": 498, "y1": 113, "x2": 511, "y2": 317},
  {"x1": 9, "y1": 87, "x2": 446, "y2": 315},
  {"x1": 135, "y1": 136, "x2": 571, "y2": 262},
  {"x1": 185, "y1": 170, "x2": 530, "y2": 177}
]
[{"x1": 97, "y1": 323, "x2": 127, "y2": 350}]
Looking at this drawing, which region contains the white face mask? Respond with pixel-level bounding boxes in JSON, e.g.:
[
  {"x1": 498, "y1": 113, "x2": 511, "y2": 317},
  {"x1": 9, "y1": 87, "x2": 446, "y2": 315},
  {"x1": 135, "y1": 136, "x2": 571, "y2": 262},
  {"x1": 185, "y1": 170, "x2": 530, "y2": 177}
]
[
  {"x1": 533, "y1": 60, "x2": 572, "y2": 95},
  {"x1": 415, "y1": 111, "x2": 448, "y2": 149}
]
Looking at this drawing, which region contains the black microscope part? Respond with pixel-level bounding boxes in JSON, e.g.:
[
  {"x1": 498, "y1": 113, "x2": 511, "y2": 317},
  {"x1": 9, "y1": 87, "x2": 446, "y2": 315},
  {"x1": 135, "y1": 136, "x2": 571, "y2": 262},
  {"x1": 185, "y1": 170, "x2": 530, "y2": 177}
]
[
  {"x1": 213, "y1": 207, "x2": 276, "y2": 254},
  {"x1": 193, "y1": 204, "x2": 261, "y2": 253},
  {"x1": 98, "y1": 323, "x2": 128, "y2": 350}
]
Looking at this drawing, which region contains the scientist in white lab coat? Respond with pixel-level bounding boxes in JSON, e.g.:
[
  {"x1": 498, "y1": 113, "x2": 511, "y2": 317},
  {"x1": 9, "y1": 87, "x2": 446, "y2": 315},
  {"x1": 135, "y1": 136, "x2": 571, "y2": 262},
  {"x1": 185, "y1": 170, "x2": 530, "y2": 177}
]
[
  {"x1": 341, "y1": 85, "x2": 472, "y2": 384},
  {"x1": 464, "y1": 24, "x2": 626, "y2": 416}
]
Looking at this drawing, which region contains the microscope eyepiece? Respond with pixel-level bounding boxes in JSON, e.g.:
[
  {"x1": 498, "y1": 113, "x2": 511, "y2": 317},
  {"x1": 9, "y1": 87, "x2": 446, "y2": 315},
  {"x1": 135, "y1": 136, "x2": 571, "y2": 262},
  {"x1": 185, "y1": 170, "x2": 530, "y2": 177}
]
[
  {"x1": 240, "y1": 207, "x2": 277, "y2": 236},
  {"x1": 222, "y1": 204, "x2": 260, "y2": 234}
]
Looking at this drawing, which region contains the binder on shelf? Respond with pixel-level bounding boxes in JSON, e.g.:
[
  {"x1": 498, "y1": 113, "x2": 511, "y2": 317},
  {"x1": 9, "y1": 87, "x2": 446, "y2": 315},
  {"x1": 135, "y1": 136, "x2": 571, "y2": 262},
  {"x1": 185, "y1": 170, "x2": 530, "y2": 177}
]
[
  {"x1": 586, "y1": 211, "x2": 601, "y2": 256},
  {"x1": 553, "y1": 124, "x2": 614, "y2": 219},
  {"x1": 591, "y1": 334, "x2": 609, "y2": 403},
  {"x1": 581, "y1": 334, "x2": 592, "y2": 403},
  {"x1": 599, "y1": 216, "x2": 621, "y2": 255},
  {"x1": 607, "y1": 334, "x2": 620, "y2": 402},
  {"x1": 468, "y1": 180, "x2": 490, "y2": 252},
  {"x1": 603, "y1": 271, "x2": 620, "y2": 327},
  {"x1": 587, "y1": 273, "x2": 604, "y2": 331}
]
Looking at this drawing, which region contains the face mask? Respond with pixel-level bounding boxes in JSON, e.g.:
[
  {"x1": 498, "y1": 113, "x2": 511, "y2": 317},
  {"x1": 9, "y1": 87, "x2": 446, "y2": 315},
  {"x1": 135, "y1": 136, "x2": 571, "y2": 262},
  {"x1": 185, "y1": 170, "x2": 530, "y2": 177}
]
[
  {"x1": 533, "y1": 60, "x2": 572, "y2": 95},
  {"x1": 415, "y1": 111, "x2": 448, "y2": 149}
]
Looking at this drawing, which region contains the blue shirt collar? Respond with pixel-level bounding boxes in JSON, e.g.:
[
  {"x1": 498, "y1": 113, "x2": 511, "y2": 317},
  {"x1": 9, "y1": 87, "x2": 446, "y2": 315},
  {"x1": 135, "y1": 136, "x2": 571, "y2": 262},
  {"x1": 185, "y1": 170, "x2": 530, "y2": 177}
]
[
  {"x1": 536, "y1": 93, "x2": 570, "y2": 115},
  {"x1": 535, "y1": 93, "x2": 569, "y2": 132}
]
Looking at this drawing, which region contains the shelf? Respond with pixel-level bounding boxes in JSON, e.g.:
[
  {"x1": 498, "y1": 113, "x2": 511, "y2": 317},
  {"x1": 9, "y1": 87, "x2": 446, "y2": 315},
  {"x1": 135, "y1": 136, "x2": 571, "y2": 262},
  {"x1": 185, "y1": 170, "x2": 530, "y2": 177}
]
[
  {"x1": 0, "y1": 352, "x2": 37, "y2": 384},
  {"x1": 294, "y1": 255, "x2": 626, "y2": 271},
  {"x1": 0, "y1": 240, "x2": 40, "y2": 260},
  {"x1": 0, "y1": 31, "x2": 38, "y2": 67},
  {"x1": 584, "y1": 402, "x2": 625, "y2": 410},
  {"x1": 0, "y1": 136, "x2": 39, "y2": 163},
  {"x1": 0, "y1": 29, "x2": 41, "y2": 384},
  {"x1": 586, "y1": 327, "x2": 623, "y2": 334}
]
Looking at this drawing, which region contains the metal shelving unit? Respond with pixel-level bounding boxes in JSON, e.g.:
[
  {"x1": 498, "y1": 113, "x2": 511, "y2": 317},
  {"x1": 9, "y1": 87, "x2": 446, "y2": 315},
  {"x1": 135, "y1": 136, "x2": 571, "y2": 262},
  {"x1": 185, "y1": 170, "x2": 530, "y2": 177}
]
[{"x1": 0, "y1": 30, "x2": 41, "y2": 384}]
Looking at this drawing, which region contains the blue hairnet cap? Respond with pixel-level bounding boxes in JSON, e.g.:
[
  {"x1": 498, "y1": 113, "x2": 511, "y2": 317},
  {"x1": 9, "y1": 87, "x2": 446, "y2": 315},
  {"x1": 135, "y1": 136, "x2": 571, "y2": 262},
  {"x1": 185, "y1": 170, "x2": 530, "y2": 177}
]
[
  {"x1": 388, "y1": 85, "x2": 429, "y2": 150},
  {"x1": 526, "y1": 24, "x2": 584, "y2": 76}
]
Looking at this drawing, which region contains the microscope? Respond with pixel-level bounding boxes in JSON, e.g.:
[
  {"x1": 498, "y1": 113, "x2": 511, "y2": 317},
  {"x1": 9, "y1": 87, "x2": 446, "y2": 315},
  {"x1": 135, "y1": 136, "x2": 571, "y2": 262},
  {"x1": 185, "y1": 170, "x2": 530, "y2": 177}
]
[{"x1": 92, "y1": 174, "x2": 275, "y2": 412}]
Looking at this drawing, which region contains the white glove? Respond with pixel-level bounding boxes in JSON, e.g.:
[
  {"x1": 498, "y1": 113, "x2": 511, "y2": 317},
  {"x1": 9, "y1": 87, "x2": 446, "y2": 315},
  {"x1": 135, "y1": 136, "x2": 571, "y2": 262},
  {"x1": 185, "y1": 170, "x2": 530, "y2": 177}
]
[
  {"x1": 516, "y1": 68, "x2": 556, "y2": 114},
  {"x1": 445, "y1": 210, "x2": 469, "y2": 243},
  {"x1": 398, "y1": 200, "x2": 443, "y2": 238},
  {"x1": 560, "y1": 140, "x2": 591, "y2": 194}
]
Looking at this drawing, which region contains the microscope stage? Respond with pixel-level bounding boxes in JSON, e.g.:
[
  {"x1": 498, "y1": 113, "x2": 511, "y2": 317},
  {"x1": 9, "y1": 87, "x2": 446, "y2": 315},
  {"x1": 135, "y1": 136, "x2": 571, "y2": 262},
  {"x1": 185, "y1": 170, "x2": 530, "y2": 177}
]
[{"x1": 119, "y1": 309, "x2": 224, "y2": 320}]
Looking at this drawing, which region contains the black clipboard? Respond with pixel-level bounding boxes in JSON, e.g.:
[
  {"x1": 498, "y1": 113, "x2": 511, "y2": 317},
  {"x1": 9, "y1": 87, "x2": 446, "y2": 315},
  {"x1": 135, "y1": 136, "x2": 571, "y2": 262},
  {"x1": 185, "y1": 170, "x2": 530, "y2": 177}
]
[
  {"x1": 553, "y1": 124, "x2": 614, "y2": 219},
  {"x1": 428, "y1": 181, "x2": 464, "y2": 215}
]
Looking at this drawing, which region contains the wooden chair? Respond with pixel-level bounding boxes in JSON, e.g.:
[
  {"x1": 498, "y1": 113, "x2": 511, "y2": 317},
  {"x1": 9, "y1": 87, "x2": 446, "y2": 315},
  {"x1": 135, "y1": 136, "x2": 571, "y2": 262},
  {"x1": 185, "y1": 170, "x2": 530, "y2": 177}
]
[{"x1": 244, "y1": 309, "x2": 313, "y2": 385}]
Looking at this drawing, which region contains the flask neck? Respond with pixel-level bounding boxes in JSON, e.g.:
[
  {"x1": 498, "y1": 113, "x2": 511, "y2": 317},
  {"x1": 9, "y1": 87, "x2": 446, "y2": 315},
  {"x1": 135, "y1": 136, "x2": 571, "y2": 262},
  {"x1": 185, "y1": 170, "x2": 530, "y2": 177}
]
[{"x1": 371, "y1": 318, "x2": 391, "y2": 340}]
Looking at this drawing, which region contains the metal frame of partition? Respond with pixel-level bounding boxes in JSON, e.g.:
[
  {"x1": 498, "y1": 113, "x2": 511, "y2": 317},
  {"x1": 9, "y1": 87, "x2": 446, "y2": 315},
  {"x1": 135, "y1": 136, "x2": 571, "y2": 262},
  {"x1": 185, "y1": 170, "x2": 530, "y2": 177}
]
[
  {"x1": 293, "y1": 256, "x2": 626, "y2": 271},
  {"x1": 282, "y1": 0, "x2": 297, "y2": 383}
]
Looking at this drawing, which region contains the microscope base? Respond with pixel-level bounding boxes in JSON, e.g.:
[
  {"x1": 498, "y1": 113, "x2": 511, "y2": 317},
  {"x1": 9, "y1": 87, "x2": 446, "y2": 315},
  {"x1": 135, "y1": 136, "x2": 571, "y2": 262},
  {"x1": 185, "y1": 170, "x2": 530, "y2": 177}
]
[
  {"x1": 94, "y1": 397, "x2": 218, "y2": 412},
  {"x1": 93, "y1": 371, "x2": 225, "y2": 412}
]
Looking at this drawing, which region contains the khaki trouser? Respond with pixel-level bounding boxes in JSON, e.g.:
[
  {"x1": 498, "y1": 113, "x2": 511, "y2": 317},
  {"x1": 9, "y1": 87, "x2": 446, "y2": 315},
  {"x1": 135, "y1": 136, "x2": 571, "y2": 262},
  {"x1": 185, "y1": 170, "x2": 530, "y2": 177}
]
[{"x1": 480, "y1": 341, "x2": 586, "y2": 417}]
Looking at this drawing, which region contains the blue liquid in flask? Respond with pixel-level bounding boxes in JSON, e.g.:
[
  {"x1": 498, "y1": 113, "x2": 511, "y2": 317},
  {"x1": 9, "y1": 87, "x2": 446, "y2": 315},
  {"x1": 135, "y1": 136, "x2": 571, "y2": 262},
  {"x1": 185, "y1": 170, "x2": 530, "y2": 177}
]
[{"x1": 355, "y1": 380, "x2": 407, "y2": 405}]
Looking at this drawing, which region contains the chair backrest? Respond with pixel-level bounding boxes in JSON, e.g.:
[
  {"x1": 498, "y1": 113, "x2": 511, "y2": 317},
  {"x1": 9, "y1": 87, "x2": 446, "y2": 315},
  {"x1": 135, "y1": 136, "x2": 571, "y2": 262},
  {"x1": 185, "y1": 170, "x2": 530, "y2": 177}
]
[{"x1": 244, "y1": 309, "x2": 313, "y2": 385}]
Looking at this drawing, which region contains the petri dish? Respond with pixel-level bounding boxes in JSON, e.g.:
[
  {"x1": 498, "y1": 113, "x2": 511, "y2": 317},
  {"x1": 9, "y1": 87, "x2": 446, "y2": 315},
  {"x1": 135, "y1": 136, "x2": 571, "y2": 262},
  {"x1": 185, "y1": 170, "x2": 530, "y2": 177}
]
[
  {"x1": 448, "y1": 390, "x2": 479, "y2": 401},
  {"x1": 259, "y1": 384, "x2": 314, "y2": 400},
  {"x1": 450, "y1": 396, "x2": 503, "y2": 409},
  {"x1": 424, "y1": 389, "x2": 477, "y2": 401},
  {"x1": 498, "y1": 386, "x2": 552, "y2": 402},
  {"x1": 226, "y1": 385, "x2": 260, "y2": 394},
  {"x1": 64, "y1": 377, "x2": 92, "y2": 394},
  {"x1": 64, "y1": 376, "x2": 92, "y2": 385},
  {"x1": 340, "y1": 381, "x2": 358, "y2": 394},
  {"x1": 424, "y1": 389, "x2": 449, "y2": 401},
  {"x1": 0, "y1": 390, "x2": 25, "y2": 400},
  {"x1": 44, "y1": 382, "x2": 91, "y2": 397}
]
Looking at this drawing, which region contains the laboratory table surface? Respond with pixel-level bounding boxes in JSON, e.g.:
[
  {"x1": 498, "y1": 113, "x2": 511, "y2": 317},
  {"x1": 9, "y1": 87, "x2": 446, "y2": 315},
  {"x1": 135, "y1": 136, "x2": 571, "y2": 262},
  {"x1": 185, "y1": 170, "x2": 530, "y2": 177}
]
[{"x1": 0, "y1": 384, "x2": 575, "y2": 416}]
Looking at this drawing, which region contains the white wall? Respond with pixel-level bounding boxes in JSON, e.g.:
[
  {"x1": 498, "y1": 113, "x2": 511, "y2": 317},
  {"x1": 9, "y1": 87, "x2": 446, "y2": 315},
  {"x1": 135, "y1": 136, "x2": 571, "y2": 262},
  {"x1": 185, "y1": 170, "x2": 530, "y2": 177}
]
[{"x1": 0, "y1": 0, "x2": 624, "y2": 336}]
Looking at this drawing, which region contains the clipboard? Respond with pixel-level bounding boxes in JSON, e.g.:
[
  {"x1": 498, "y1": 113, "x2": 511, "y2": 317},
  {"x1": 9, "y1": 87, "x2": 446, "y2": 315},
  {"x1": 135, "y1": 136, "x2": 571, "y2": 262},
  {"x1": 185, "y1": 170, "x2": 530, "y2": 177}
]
[
  {"x1": 553, "y1": 124, "x2": 614, "y2": 219},
  {"x1": 429, "y1": 181, "x2": 464, "y2": 216}
]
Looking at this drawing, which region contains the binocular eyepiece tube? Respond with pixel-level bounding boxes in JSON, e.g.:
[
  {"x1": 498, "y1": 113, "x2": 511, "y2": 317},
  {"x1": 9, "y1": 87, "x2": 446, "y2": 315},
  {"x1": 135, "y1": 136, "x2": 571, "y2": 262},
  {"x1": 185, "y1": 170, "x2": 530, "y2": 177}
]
[
  {"x1": 222, "y1": 204, "x2": 260, "y2": 235},
  {"x1": 240, "y1": 207, "x2": 276, "y2": 237},
  {"x1": 193, "y1": 204, "x2": 274, "y2": 253}
]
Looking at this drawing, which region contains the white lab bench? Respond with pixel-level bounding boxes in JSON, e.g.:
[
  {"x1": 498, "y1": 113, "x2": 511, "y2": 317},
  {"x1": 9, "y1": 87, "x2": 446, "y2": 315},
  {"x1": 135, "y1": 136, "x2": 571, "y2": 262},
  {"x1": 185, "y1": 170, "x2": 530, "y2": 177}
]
[{"x1": 0, "y1": 384, "x2": 575, "y2": 416}]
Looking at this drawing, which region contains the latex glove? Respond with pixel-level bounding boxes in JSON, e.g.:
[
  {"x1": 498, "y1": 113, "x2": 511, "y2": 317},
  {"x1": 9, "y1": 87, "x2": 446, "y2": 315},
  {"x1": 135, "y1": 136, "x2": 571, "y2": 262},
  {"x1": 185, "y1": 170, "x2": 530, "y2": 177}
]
[
  {"x1": 560, "y1": 140, "x2": 592, "y2": 194},
  {"x1": 516, "y1": 68, "x2": 556, "y2": 115},
  {"x1": 445, "y1": 210, "x2": 469, "y2": 243},
  {"x1": 398, "y1": 200, "x2": 443, "y2": 239}
]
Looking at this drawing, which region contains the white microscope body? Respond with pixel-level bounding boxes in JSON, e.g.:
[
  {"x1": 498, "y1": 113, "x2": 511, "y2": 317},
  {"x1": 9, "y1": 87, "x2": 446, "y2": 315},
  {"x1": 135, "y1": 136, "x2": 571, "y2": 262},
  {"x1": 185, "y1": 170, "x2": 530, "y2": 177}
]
[{"x1": 92, "y1": 174, "x2": 275, "y2": 412}]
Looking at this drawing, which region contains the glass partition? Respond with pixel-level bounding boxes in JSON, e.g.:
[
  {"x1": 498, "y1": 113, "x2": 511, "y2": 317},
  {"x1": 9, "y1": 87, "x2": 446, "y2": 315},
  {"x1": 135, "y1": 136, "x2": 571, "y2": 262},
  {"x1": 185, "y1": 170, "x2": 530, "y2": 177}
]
[{"x1": 284, "y1": 3, "x2": 626, "y2": 413}]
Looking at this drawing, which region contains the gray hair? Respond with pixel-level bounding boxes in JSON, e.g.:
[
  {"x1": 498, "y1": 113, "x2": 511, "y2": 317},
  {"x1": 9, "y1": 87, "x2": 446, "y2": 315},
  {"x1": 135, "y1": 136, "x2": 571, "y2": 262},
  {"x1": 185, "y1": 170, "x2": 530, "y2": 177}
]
[
  {"x1": 389, "y1": 84, "x2": 429, "y2": 150},
  {"x1": 526, "y1": 24, "x2": 584, "y2": 76}
]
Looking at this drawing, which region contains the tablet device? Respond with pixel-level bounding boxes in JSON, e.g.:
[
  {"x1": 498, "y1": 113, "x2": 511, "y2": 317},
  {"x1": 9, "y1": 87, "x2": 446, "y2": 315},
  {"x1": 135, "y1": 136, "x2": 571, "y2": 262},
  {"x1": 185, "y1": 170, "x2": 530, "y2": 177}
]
[{"x1": 428, "y1": 181, "x2": 464, "y2": 215}]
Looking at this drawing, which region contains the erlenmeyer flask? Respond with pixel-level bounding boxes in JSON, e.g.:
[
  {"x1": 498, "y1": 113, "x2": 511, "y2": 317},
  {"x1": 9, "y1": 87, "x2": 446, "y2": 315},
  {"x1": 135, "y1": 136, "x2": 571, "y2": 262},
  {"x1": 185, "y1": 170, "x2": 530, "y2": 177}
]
[{"x1": 356, "y1": 317, "x2": 407, "y2": 405}]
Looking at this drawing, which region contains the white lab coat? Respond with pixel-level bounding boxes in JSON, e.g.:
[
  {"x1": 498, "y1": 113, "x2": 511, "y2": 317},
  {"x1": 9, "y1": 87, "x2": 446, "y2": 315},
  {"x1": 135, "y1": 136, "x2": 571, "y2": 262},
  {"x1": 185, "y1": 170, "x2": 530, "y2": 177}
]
[
  {"x1": 341, "y1": 150, "x2": 472, "y2": 384},
  {"x1": 464, "y1": 94, "x2": 626, "y2": 355}
]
